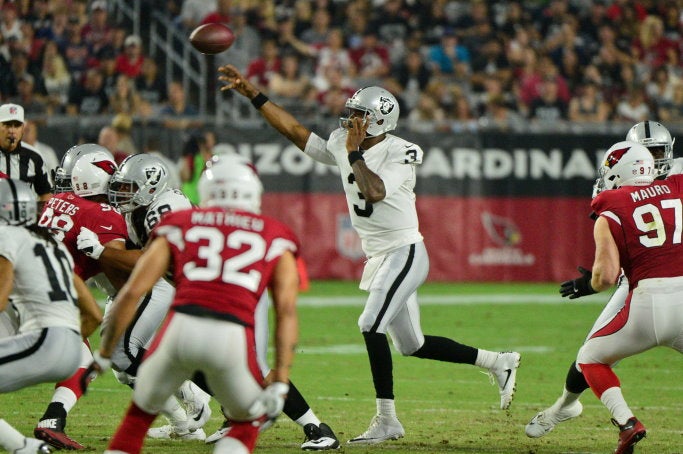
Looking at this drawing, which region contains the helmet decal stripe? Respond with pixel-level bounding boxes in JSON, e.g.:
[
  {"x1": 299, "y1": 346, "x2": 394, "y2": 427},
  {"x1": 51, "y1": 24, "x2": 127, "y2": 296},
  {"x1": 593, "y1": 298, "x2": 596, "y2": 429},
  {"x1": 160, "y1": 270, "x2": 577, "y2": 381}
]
[{"x1": 644, "y1": 120, "x2": 651, "y2": 138}]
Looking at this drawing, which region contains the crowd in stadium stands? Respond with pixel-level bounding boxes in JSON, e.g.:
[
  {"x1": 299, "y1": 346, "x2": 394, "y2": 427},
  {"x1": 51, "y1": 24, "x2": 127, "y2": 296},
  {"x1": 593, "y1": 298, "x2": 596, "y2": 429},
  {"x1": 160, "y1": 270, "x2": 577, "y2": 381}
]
[{"x1": 1, "y1": 0, "x2": 683, "y2": 133}]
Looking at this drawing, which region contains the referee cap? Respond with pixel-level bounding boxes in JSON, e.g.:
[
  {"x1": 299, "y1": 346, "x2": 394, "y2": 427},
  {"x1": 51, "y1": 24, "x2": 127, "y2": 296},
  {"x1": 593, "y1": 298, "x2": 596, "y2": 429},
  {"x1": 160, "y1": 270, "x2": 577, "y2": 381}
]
[{"x1": 0, "y1": 103, "x2": 24, "y2": 124}]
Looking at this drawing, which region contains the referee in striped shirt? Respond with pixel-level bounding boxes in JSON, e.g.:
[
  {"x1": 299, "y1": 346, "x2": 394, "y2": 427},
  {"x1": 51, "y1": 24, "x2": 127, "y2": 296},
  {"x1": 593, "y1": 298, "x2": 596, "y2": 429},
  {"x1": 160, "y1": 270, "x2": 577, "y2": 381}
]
[{"x1": 0, "y1": 104, "x2": 52, "y2": 201}]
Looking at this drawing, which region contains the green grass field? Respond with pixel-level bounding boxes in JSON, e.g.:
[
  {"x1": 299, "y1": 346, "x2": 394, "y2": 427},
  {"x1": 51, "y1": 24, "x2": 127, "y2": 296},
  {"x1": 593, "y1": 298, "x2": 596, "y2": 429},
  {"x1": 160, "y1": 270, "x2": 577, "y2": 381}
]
[{"x1": 3, "y1": 281, "x2": 682, "y2": 453}]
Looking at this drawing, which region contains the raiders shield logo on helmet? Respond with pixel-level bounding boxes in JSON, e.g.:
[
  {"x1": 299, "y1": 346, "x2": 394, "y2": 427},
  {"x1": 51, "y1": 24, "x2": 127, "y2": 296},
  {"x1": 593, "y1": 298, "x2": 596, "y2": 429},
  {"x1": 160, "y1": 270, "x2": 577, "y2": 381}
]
[
  {"x1": 378, "y1": 96, "x2": 394, "y2": 115},
  {"x1": 144, "y1": 167, "x2": 163, "y2": 185}
]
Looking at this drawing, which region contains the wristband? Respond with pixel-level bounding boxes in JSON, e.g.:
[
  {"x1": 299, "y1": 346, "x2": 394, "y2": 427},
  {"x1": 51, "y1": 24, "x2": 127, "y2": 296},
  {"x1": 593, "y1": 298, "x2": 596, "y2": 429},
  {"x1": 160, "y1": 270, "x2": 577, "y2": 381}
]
[
  {"x1": 251, "y1": 93, "x2": 269, "y2": 110},
  {"x1": 348, "y1": 150, "x2": 364, "y2": 166}
]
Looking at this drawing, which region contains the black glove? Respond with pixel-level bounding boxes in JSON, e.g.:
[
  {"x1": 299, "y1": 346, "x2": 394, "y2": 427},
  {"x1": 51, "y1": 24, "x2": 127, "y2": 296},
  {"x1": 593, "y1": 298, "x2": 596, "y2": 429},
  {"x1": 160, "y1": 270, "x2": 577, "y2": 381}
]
[{"x1": 559, "y1": 266, "x2": 597, "y2": 299}]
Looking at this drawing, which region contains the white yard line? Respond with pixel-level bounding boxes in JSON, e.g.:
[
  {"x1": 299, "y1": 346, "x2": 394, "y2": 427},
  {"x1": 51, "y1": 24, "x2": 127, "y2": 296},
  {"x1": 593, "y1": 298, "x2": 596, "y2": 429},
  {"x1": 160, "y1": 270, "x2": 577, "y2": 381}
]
[{"x1": 298, "y1": 294, "x2": 606, "y2": 307}]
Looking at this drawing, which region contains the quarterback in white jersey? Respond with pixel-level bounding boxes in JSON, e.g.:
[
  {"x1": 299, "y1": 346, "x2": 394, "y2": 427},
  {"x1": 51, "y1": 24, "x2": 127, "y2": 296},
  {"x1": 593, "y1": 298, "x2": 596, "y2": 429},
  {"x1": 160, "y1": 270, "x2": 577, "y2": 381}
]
[
  {"x1": 526, "y1": 121, "x2": 679, "y2": 440},
  {"x1": 219, "y1": 64, "x2": 521, "y2": 447},
  {"x1": 0, "y1": 178, "x2": 98, "y2": 454}
]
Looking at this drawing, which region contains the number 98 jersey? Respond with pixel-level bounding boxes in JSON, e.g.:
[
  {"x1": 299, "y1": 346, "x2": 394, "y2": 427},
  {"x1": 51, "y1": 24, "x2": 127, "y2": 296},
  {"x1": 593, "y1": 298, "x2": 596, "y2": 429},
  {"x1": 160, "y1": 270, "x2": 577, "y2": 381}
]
[{"x1": 152, "y1": 207, "x2": 300, "y2": 328}]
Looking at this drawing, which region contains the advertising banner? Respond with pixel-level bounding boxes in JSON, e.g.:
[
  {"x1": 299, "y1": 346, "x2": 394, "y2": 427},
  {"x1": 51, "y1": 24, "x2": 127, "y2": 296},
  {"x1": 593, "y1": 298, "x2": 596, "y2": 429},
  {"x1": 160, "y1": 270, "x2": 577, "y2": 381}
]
[{"x1": 248, "y1": 131, "x2": 623, "y2": 282}]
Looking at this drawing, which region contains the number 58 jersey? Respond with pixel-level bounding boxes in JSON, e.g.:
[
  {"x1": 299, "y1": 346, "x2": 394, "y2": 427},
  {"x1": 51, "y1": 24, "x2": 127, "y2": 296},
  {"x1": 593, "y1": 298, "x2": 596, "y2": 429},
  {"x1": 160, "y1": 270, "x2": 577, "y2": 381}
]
[
  {"x1": 592, "y1": 173, "x2": 683, "y2": 288},
  {"x1": 152, "y1": 207, "x2": 300, "y2": 328}
]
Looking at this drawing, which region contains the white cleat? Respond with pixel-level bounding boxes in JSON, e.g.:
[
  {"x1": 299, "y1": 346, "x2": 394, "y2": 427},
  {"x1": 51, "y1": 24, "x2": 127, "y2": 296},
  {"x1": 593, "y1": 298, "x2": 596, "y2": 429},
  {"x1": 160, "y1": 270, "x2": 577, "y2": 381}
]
[
  {"x1": 347, "y1": 415, "x2": 405, "y2": 445},
  {"x1": 205, "y1": 421, "x2": 230, "y2": 445},
  {"x1": 177, "y1": 381, "x2": 212, "y2": 432},
  {"x1": 14, "y1": 438, "x2": 51, "y2": 454},
  {"x1": 489, "y1": 351, "x2": 521, "y2": 410},
  {"x1": 301, "y1": 423, "x2": 340, "y2": 450},
  {"x1": 147, "y1": 425, "x2": 206, "y2": 440},
  {"x1": 525, "y1": 400, "x2": 583, "y2": 438}
]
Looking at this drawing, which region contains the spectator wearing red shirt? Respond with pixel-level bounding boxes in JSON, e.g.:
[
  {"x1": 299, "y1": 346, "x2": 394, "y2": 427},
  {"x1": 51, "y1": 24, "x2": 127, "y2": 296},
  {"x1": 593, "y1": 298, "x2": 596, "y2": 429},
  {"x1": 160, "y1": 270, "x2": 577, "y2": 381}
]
[
  {"x1": 115, "y1": 35, "x2": 144, "y2": 78},
  {"x1": 200, "y1": 0, "x2": 231, "y2": 26},
  {"x1": 246, "y1": 38, "x2": 280, "y2": 91},
  {"x1": 350, "y1": 30, "x2": 390, "y2": 84},
  {"x1": 606, "y1": 0, "x2": 647, "y2": 22},
  {"x1": 632, "y1": 15, "x2": 677, "y2": 69},
  {"x1": 81, "y1": 0, "x2": 112, "y2": 56}
]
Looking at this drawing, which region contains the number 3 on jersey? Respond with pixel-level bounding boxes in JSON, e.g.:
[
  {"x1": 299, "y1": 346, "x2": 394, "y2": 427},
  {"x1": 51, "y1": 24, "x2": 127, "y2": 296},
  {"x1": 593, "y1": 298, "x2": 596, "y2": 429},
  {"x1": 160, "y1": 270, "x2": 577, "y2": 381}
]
[{"x1": 347, "y1": 173, "x2": 373, "y2": 217}]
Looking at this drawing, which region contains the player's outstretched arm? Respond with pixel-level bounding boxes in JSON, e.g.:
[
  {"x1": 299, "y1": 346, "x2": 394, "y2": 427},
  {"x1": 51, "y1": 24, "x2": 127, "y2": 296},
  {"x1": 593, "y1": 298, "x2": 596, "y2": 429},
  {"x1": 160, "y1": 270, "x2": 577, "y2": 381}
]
[
  {"x1": 345, "y1": 116, "x2": 386, "y2": 203},
  {"x1": 591, "y1": 217, "x2": 620, "y2": 292},
  {"x1": 559, "y1": 266, "x2": 597, "y2": 299},
  {"x1": 99, "y1": 237, "x2": 171, "y2": 359},
  {"x1": 218, "y1": 64, "x2": 312, "y2": 150},
  {"x1": 0, "y1": 256, "x2": 14, "y2": 311},
  {"x1": 73, "y1": 273, "x2": 102, "y2": 338},
  {"x1": 269, "y1": 250, "x2": 299, "y2": 386}
]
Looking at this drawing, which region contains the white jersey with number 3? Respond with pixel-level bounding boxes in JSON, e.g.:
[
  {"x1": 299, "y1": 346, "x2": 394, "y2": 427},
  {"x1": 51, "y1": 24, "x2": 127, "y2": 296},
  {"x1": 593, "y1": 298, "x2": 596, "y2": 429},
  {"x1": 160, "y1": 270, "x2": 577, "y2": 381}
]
[
  {"x1": 305, "y1": 128, "x2": 424, "y2": 257},
  {"x1": 0, "y1": 226, "x2": 80, "y2": 333}
]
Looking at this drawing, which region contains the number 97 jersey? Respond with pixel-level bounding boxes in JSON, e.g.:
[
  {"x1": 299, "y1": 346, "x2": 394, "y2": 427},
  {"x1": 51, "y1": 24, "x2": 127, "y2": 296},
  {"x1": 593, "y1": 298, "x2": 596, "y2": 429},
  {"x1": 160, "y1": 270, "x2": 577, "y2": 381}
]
[
  {"x1": 591, "y1": 173, "x2": 683, "y2": 287},
  {"x1": 152, "y1": 207, "x2": 300, "y2": 328}
]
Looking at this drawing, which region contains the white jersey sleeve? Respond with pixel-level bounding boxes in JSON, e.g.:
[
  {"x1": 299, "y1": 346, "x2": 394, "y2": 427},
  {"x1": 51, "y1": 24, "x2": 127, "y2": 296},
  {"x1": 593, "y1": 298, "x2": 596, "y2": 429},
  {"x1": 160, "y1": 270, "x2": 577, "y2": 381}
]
[
  {"x1": 125, "y1": 189, "x2": 193, "y2": 247},
  {"x1": 668, "y1": 158, "x2": 683, "y2": 176},
  {"x1": 0, "y1": 226, "x2": 80, "y2": 333},
  {"x1": 326, "y1": 129, "x2": 424, "y2": 257},
  {"x1": 304, "y1": 132, "x2": 337, "y2": 166}
]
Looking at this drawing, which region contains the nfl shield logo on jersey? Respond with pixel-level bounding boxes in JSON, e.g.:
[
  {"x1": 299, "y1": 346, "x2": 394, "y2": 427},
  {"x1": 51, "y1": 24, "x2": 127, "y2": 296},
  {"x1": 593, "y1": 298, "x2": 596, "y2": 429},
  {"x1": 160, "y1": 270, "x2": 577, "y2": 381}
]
[{"x1": 336, "y1": 214, "x2": 364, "y2": 260}]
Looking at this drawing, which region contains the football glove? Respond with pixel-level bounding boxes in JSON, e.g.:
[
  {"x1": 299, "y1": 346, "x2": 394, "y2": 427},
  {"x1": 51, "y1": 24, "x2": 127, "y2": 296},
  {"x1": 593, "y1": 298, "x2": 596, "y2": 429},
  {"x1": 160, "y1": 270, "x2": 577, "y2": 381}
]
[
  {"x1": 249, "y1": 381, "x2": 289, "y2": 419},
  {"x1": 80, "y1": 351, "x2": 112, "y2": 394},
  {"x1": 559, "y1": 266, "x2": 597, "y2": 300},
  {"x1": 77, "y1": 227, "x2": 104, "y2": 259}
]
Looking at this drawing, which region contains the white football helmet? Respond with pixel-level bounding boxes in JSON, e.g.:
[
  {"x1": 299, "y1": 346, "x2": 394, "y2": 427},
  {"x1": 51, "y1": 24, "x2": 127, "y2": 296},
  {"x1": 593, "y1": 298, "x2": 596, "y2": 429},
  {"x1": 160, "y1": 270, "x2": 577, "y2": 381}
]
[
  {"x1": 54, "y1": 143, "x2": 114, "y2": 193},
  {"x1": 108, "y1": 153, "x2": 170, "y2": 213},
  {"x1": 0, "y1": 178, "x2": 37, "y2": 225},
  {"x1": 198, "y1": 154, "x2": 263, "y2": 213},
  {"x1": 597, "y1": 140, "x2": 655, "y2": 192},
  {"x1": 71, "y1": 151, "x2": 117, "y2": 197},
  {"x1": 625, "y1": 121, "x2": 675, "y2": 177},
  {"x1": 340, "y1": 86, "x2": 399, "y2": 136}
]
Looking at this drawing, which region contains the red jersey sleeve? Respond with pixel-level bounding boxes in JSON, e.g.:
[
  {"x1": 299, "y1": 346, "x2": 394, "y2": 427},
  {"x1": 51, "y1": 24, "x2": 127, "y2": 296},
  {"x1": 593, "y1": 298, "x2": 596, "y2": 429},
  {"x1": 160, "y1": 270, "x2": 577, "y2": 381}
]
[{"x1": 82, "y1": 203, "x2": 127, "y2": 245}]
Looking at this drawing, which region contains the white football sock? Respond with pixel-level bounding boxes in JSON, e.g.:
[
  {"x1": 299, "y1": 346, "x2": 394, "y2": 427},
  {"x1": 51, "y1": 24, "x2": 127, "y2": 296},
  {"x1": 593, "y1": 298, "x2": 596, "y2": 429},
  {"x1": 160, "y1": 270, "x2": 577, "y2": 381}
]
[
  {"x1": 51, "y1": 386, "x2": 79, "y2": 413},
  {"x1": 553, "y1": 389, "x2": 582, "y2": 411},
  {"x1": 474, "y1": 349, "x2": 498, "y2": 369},
  {"x1": 601, "y1": 387, "x2": 634, "y2": 425},
  {"x1": 377, "y1": 398, "x2": 396, "y2": 418},
  {"x1": 0, "y1": 419, "x2": 25, "y2": 451},
  {"x1": 295, "y1": 409, "x2": 321, "y2": 428},
  {"x1": 160, "y1": 396, "x2": 189, "y2": 431}
]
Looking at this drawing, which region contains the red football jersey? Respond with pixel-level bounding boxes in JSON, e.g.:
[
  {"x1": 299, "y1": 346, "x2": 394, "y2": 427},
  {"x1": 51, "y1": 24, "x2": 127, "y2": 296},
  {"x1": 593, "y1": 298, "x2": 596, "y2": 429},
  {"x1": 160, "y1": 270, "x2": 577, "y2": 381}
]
[
  {"x1": 38, "y1": 193, "x2": 127, "y2": 280},
  {"x1": 153, "y1": 207, "x2": 300, "y2": 328},
  {"x1": 591, "y1": 174, "x2": 683, "y2": 288}
]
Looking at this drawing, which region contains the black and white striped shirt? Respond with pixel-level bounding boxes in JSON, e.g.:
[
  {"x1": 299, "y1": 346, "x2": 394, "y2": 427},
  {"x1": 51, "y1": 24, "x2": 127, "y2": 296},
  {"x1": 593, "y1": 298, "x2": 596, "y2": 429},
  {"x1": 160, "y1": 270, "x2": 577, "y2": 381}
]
[{"x1": 0, "y1": 142, "x2": 52, "y2": 196}]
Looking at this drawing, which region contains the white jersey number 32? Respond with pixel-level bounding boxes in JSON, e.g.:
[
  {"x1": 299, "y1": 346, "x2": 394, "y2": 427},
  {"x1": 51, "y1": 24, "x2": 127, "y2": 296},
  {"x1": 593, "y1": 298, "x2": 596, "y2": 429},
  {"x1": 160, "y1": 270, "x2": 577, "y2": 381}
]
[{"x1": 182, "y1": 226, "x2": 265, "y2": 292}]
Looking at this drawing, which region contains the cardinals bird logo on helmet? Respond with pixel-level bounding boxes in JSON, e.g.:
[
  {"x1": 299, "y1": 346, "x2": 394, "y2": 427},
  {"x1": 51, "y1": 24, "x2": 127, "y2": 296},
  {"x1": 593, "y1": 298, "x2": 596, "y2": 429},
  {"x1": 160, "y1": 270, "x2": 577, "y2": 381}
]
[{"x1": 605, "y1": 147, "x2": 629, "y2": 168}]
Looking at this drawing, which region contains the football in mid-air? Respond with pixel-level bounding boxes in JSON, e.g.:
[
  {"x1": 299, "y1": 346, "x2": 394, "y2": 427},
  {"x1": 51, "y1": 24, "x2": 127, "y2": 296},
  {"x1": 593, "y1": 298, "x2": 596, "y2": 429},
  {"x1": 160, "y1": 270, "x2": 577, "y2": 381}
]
[{"x1": 189, "y1": 23, "x2": 235, "y2": 55}]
